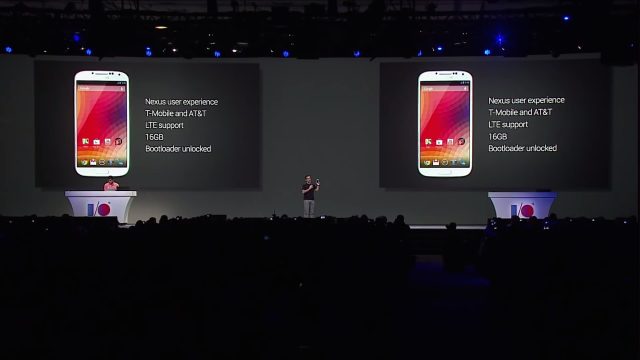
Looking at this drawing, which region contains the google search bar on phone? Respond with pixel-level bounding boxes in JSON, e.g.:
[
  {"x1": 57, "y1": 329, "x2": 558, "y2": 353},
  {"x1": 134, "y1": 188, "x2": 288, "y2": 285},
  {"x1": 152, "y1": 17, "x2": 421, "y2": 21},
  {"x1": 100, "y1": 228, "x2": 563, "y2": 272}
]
[
  {"x1": 77, "y1": 85, "x2": 126, "y2": 92},
  {"x1": 421, "y1": 85, "x2": 469, "y2": 92}
]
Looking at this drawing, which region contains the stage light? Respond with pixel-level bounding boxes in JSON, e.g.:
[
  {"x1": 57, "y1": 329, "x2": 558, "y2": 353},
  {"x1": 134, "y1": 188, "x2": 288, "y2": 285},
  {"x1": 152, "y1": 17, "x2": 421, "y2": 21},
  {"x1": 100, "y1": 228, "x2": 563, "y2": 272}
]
[
  {"x1": 213, "y1": 50, "x2": 221, "y2": 58},
  {"x1": 435, "y1": 45, "x2": 443, "y2": 52},
  {"x1": 72, "y1": 33, "x2": 81, "y2": 43},
  {"x1": 484, "y1": 48, "x2": 491, "y2": 55},
  {"x1": 353, "y1": 50, "x2": 361, "y2": 57},
  {"x1": 145, "y1": 47, "x2": 152, "y2": 57},
  {"x1": 417, "y1": 49, "x2": 423, "y2": 57},
  {"x1": 562, "y1": 15, "x2": 570, "y2": 21},
  {"x1": 282, "y1": 50, "x2": 290, "y2": 58},
  {"x1": 155, "y1": 25, "x2": 168, "y2": 30},
  {"x1": 85, "y1": 48, "x2": 92, "y2": 56},
  {"x1": 4, "y1": 46, "x2": 12, "y2": 54},
  {"x1": 496, "y1": 34, "x2": 504, "y2": 46}
]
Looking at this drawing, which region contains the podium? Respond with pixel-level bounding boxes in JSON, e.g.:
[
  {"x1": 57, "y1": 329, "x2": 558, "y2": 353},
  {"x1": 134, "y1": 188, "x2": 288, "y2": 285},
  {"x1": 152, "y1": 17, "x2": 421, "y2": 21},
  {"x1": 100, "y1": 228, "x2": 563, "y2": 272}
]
[
  {"x1": 488, "y1": 192, "x2": 557, "y2": 219},
  {"x1": 65, "y1": 191, "x2": 137, "y2": 223}
]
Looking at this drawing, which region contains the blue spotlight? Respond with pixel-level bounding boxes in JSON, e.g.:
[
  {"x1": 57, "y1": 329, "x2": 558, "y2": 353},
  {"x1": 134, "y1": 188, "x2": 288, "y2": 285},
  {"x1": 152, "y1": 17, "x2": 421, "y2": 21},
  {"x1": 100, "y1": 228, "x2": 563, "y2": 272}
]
[
  {"x1": 353, "y1": 50, "x2": 361, "y2": 57},
  {"x1": 496, "y1": 34, "x2": 504, "y2": 46},
  {"x1": 417, "y1": 49, "x2": 423, "y2": 57},
  {"x1": 5, "y1": 46, "x2": 13, "y2": 54},
  {"x1": 145, "y1": 47, "x2": 152, "y2": 57},
  {"x1": 435, "y1": 45, "x2": 443, "y2": 52},
  {"x1": 484, "y1": 48, "x2": 491, "y2": 56},
  {"x1": 282, "y1": 50, "x2": 289, "y2": 58},
  {"x1": 85, "y1": 48, "x2": 92, "y2": 56},
  {"x1": 562, "y1": 15, "x2": 570, "y2": 21},
  {"x1": 72, "y1": 33, "x2": 81, "y2": 43},
  {"x1": 213, "y1": 50, "x2": 221, "y2": 58}
]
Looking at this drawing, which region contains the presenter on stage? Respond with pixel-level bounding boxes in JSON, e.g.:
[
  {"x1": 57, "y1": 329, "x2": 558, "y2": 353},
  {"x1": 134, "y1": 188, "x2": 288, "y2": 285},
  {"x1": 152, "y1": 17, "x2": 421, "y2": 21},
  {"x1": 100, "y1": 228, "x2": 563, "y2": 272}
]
[
  {"x1": 302, "y1": 175, "x2": 320, "y2": 218},
  {"x1": 104, "y1": 176, "x2": 120, "y2": 191}
]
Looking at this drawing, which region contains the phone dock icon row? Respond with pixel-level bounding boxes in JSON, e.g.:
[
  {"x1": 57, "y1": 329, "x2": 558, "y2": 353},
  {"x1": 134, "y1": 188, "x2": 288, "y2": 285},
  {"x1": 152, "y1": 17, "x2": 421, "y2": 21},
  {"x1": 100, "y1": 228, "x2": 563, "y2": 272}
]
[{"x1": 424, "y1": 159, "x2": 466, "y2": 166}]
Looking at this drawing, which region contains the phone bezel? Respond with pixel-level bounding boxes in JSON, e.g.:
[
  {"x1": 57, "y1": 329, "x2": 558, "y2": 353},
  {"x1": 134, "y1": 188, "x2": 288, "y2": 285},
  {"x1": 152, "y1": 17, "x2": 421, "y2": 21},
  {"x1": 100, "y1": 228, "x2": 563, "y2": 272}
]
[
  {"x1": 74, "y1": 70, "x2": 130, "y2": 177},
  {"x1": 417, "y1": 71, "x2": 473, "y2": 178}
]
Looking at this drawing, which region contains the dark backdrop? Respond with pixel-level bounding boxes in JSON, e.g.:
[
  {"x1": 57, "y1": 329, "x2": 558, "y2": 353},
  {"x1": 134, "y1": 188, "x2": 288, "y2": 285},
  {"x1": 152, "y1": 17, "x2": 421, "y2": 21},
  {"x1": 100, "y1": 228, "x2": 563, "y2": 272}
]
[{"x1": 0, "y1": 55, "x2": 636, "y2": 223}]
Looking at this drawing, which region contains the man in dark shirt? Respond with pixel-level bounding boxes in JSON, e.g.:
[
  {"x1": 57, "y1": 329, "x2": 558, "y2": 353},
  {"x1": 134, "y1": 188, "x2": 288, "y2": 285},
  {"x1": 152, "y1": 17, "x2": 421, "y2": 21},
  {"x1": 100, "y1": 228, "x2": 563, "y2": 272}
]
[{"x1": 301, "y1": 175, "x2": 320, "y2": 218}]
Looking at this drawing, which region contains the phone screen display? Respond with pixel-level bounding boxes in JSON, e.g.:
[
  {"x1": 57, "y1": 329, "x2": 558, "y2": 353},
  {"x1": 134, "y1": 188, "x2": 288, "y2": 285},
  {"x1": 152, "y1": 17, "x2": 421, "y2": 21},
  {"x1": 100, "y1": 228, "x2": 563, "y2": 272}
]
[
  {"x1": 419, "y1": 80, "x2": 471, "y2": 168},
  {"x1": 76, "y1": 80, "x2": 128, "y2": 168}
]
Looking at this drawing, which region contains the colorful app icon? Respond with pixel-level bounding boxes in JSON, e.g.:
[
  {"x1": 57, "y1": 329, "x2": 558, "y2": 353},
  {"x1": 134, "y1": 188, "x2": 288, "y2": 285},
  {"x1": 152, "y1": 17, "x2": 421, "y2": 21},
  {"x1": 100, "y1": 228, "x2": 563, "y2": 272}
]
[
  {"x1": 81, "y1": 160, "x2": 88, "y2": 166},
  {"x1": 98, "y1": 159, "x2": 105, "y2": 165},
  {"x1": 435, "y1": 139, "x2": 443, "y2": 146},
  {"x1": 460, "y1": 160, "x2": 466, "y2": 166},
  {"x1": 447, "y1": 138, "x2": 454, "y2": 145},
  {"x1": 458, "y1": 137, "x2": 465, "y2": 145},
  {"x1": 442, "y1": 159, "x2": 449, "y2": 166},
  {"x1": 425, "y1": 138, "x2": 432, "y2": 145},
  {"x1": 451, "y1": 160, "x2": 457, "y2": 166},
  {"x1": 93, "y1": 139, "x2": 100, "y2": 145},
  {"x1": 433, "y1": 159, "x2": 439, "y2": 166},
  {"x1": 424, "y1": 160, "x2": 431, "y2": 166},
  {"x1": 82, "y1": 138, "x2": 89, "y2": 145},
  {"x1": 90, "y1": 159, "x2": 97, "y2": 166},
  {"x1": 104, "y1": 138, "x2": 111, "y2": 145},
  {"x1": 115, "y1": 138, "x2": 122, "y2": 145}
]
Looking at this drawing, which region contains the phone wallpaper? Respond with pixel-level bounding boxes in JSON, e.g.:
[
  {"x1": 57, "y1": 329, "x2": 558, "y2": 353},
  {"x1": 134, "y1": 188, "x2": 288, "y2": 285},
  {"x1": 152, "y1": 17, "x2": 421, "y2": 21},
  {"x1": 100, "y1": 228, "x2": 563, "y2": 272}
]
[
  {"x1": 76, "y1": 82, "x2": 127, "y2": 168},
  {"x1": 419, "y1": 81, "x2": 471, "y2": 168}
]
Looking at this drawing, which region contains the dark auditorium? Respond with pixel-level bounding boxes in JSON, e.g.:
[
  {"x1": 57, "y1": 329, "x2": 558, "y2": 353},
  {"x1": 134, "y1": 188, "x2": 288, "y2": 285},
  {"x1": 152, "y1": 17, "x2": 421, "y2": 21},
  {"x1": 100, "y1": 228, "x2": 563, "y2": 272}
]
[{"x1": 0, "y1": 0, "x2": 637, "y2": 359}]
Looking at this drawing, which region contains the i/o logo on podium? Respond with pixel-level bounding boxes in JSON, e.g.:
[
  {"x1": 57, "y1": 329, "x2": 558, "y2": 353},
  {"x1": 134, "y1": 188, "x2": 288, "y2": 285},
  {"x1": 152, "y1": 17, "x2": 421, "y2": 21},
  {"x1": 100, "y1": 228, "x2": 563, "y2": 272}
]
[
  {"x1": 87, "y1": 202, "x2": 111, "y2": 216},
  {"x1": 511, "y1": 203, "x2": 535, "y2": 218}
]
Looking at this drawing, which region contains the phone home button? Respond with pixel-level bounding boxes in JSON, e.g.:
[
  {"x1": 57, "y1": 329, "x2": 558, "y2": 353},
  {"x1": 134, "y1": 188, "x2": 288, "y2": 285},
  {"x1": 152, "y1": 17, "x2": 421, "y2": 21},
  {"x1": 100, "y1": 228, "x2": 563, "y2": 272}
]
[
  {"x1": 95, "y1": 169, "x2": 109, "y2": 175},
  {"x1": 439, "y1": 170, "x2": 452, "y2": 176}
]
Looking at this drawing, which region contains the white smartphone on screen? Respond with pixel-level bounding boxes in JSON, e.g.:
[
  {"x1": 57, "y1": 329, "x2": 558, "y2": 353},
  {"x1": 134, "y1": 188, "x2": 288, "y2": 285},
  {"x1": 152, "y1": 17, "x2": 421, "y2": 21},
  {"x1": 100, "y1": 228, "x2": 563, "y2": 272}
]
[
  {"x1": 74, "y1": 70, "x2": 130, "y2": 177},
  {"x1": 418, "y1": 71, "x2": 472, "y2": 177}
]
